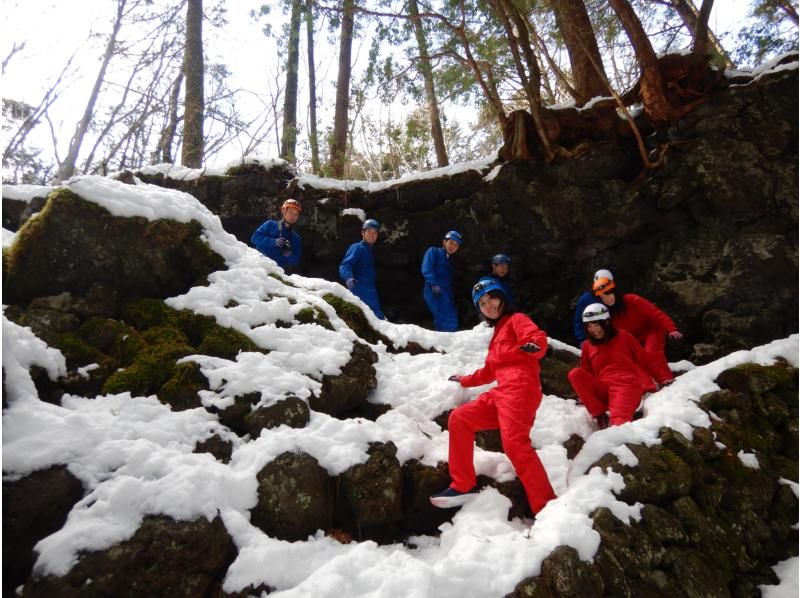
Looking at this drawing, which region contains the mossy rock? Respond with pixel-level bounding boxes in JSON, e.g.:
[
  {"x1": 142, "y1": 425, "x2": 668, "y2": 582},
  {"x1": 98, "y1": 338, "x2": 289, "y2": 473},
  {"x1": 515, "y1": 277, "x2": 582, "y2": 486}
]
[
  {"x1": 50, "y1": 332, "x2": 103, "y2": 369},
  {"x1": 716, "y1": 362, "x2": 797, "y2": 397},
  {"x1": 295, "y1": 306, "x2": 333, "y2": 330},
  {"x1": 2, "y1": 189, "x2": 226, "y2": 304},
  {"x1": 197, "y1": 326, "x2": 260, "y2": 360},
  {"x1": 322, "y1": 293, "x2": 393, "y2": 347},
  {"x1": 157, "y1": 362, "x2": 209, "y2": 411},
  {"x1": 121, "y1": 298, "x2": 174, "y2": 329}
]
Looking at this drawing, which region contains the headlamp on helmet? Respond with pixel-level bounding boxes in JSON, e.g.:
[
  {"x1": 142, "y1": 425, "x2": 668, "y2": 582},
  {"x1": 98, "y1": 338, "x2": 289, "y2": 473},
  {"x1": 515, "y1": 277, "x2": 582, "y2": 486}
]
[
  {"x1": 281, "y1": 199, "x2": 302, "y2": 213},
  {"x1": 492, "y1": 253, "x2": 511, "y2": 265},
  {"x1": 582, "y1": 304, "x2": 610, "y2": 323},
  {"x1": 444, "y1": 230, "x2": 463, "y2": 244},
  {"x1": 471, "y1": 277, "x2": 505, "y2": 306},
  {"x1": 362, "y1": 219, "x2": 380, "y2": 231}
]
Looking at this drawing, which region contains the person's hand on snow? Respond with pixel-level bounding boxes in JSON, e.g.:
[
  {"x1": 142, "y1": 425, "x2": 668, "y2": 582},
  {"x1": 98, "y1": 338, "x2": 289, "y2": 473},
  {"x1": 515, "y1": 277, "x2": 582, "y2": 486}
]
[
  {"x1": 448, "y1": 375, "x2": 463, "y2": 383},
  {"x1": 519, "y1": 342, "x2": 541, "y2": 353},
  {"x1": 431, "y1": 284, "x2": 442, "y2": 296},
  {"x1": 346, "y1": 278, "x2": 357, "y2": 289}
]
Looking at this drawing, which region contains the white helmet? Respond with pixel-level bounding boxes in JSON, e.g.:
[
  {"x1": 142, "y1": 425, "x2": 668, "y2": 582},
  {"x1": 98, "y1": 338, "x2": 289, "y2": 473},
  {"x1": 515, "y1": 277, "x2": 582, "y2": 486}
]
[
  {"x1": 594, "y1": 269, "x2": 614, "y2": 282},
  {"x1": 582, "y1": 304, "x2": 610, "y2": 323}
]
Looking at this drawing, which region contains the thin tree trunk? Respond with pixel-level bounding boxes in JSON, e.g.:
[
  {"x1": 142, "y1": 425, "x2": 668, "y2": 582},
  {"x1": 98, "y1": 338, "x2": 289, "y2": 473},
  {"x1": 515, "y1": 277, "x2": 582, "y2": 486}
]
[
  {"x1": 305, "y1": 0, "x2": 320, "y2": 174},
  {"x1": 280, "y1": 0, "x2": 302, "y2": 161},
  {"x1": 55, "y1": 0, "x2": 126, "y2": 181},
  {"x1": 182, "y1": 0, "x2": 204, "y2": 167},
  {"x1": 550, "y1": 0, "x2": 608, "y2": 105},
  {"x1": 666, "y1": 0, "x2": 734, "y2": 67},
  {"x1": 408, "y1": 0, "x2": 448, "y2": 167},
  {"x1": 691, "y1": 0, "x2": 714, "y2": 60},
  {"x1": 329, "y1": 0, "x2": 355, "y2": 178},
  {"x1": 158, "y1": 71, "x2": 184, "y2": 163}
]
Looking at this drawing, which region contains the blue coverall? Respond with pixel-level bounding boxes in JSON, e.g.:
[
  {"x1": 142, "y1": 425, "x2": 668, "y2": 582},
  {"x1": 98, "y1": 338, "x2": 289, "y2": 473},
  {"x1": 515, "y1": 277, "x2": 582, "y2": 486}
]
[
  {"x1": 251, "y1": 220, "x2": 302, "y2": 269},
  {"x1": 573, "y1": 290, "x2": 601, "y2": 343},
  {"x1": 339, "y1": 240, "x2": 385, "y2": 319},
  {"x1": 421, "y1": 246, "x2": 458, "y2": 332}
]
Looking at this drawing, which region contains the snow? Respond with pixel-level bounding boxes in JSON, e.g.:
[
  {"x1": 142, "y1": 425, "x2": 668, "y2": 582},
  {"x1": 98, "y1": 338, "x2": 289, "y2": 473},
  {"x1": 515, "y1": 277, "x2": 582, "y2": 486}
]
[
  {"x1": 2, "y1": 173, "x2": 798, "y2": 596},
  {"x1": 2, "y1": 183, "x2": 54, "y2": 202}
]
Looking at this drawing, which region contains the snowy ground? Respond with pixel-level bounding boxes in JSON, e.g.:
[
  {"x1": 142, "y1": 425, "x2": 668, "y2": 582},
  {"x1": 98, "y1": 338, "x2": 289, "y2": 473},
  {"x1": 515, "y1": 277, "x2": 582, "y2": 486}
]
[{"x1": 3, "y1": 174, "x2": 798, "y2": 597}]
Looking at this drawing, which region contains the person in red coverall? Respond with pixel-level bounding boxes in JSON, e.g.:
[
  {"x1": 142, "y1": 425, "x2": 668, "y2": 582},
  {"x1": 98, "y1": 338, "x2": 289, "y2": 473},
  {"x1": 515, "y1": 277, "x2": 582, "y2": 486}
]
[
  {"x1": 430, "y1": 277, "x2": 556, "y2": 514},
  {"x1": 569, "y1": 304, "x2": 672, "y2": 428},
  {"x1": 592, "y1": 274, "x2": 683, "y2": 382}
]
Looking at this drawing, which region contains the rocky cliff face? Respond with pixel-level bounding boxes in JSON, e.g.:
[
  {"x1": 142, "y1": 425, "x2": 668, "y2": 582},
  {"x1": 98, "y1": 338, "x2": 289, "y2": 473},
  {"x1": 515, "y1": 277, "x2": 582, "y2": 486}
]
[{"x1": 5, "y1": 68, "x2": 796, "y2": 363}]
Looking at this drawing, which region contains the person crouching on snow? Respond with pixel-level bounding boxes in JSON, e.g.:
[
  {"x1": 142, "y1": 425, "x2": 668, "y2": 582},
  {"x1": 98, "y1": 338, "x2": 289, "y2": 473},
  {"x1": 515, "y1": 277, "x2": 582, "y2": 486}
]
[
  {"x1": 430, "y1": 277, "x2": 556, "y2": 515},
  {"x1": 568, "y1": 304, "x2": 672, "y2": 429}
]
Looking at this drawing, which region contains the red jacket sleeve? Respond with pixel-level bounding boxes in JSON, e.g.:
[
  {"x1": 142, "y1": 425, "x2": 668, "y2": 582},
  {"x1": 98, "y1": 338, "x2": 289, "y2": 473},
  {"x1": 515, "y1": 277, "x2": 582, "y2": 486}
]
[
  {"x1": 509, "y1": 313, "x2": 548, "y2": 359},
  {"x1": 628, "y1": 294, "x2": 677, "y2": 333},
  {"x1": 580, "y1": 344, "x2": 594, "y2": 376},
  {"x1": 626, "y1": 330, "x2": 669, "y2": 384},
  {"x1": 460, "y1": 364, "x2": 495, "y2": 387}
]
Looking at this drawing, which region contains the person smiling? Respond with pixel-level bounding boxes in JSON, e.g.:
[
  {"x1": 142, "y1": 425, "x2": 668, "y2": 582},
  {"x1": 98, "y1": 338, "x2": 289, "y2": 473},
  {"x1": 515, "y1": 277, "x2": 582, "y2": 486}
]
[
  {"x1": 430, "y1": 277, "x2": 556, "y2": 515},
  {"x1": 339, "y1": 218, "x2": 385, "y2": 319}
]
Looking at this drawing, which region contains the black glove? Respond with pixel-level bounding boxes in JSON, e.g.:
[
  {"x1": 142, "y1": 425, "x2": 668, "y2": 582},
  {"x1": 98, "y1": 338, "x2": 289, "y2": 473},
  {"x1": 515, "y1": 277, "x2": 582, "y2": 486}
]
[
  {"x1": 275, "y1": 237, "x2": 289, "y2": 248},
  {"x1": 519, "y1": 343, "x2": 540, "y2": 353},
  {"x1": 448, "y1": 375, "x2": 463, "y2": 383}
]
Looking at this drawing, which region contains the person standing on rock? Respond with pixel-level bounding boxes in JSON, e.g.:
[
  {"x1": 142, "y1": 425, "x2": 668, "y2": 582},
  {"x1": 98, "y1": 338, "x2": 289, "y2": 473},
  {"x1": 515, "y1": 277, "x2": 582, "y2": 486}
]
[
  {"x1": 487, "y1": 253, "x2": 516, "y2": 309},
  {"x1": 569, "y1": 304, "x2": 672, "y2": 428},
  {"x1": 431, "y1": 277, "x2": 556, "y2": 515},
  {"x1": 339, "y1": 218, "x2": 385, "y2": 319},
  {"x1": 592, "y1": 272, "x2": 682, "y2": 383},
  {"x1": 251, "y1": 198, "x2": 303, "y2": 270},
  {"x1": 572, "y1": 268, "x2": 613, "y2": 345},
  {"x1": 421, "y1": 230, "x2": 462, "y2": 332}
]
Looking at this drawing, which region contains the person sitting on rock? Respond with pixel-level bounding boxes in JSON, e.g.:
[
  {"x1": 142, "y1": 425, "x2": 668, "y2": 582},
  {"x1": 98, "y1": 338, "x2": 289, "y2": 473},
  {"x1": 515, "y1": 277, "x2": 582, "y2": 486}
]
[
  {"x1": 487, "y1": 253, "x2": 516, "y2": 309},
  {"x1": 431, "y1": 277, "x2": 556, "y2": 515},
  {"x1": 568, "y1": 304, "x2": 672, "y2": 428},
  {"x1": 251, "y1": 198, "x2": 303, "y2": 270},
  {"x1": 339, "y1": 218, "x2": 384, "y2": 319},
  {"x1": 572, "y1": 268, "x2": 613, "y2": 345},
  {"x1": 421, "y1": 230, "x2": 462, "y2": 332},
  {"x1": 592, "y1": 272, "x2": 683, "y2": 383}
]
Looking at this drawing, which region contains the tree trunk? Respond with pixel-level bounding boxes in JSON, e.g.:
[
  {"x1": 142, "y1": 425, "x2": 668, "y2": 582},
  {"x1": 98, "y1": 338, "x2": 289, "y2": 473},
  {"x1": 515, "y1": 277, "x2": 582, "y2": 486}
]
[
  {"x1": 691, "y1": 0, "x2": 714, "y2": 60},
  {"x1": 608, "y1": 0, "x2": 678, "y2": 123},
  {"x1": 550, "y1": 0, "x2": 608, "y2": 105},
  {"x1": 329, "y1": 0, "x2": 355, "y2": 178},
  {"x1": 305, "y1": 0, "x2": 320, "y2": 174},
  {"x1": 408, "y1": 0, "x2": 448, "y2": 168},
  {"x1": 182, "y1": 0, "x2": 204, "y2": 168},
  {"x1": 668, "y1": 0, "x2": 734, "y2": 68},
  {"x1": 280, "y1": 0, "x2": 303, "y2": 162},
  {"x1": 55, "y1": 0, "x2": 126, "y2": 182},
  {"x1": 157, "y1": 71, "x2": 184, "y2": 163}
]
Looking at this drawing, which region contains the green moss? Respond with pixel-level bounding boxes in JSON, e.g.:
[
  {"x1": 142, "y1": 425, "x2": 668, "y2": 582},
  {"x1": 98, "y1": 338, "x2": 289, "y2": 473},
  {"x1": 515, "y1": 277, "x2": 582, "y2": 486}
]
[
  {"x1": 269, "y1": 273, "x2": 296, "y2": 287},
  {"x1": 197, "y1": 326, "x2": 259, "y2": 360},
  {"x1": 121, "y1": 298, "x2": 173, "y2": 329},
  {"x1": 322, "y1": 293, "x2": 392, "y2": 347},
  {"x1": 157, "y1": 362, "x2": 209, "y2": 411},
  {"x1": 295, "y1": 306, "x2": 333, "y2": 330},
  {"x1": 51, "y1": 332, "x2": 103, "y2": 368}
]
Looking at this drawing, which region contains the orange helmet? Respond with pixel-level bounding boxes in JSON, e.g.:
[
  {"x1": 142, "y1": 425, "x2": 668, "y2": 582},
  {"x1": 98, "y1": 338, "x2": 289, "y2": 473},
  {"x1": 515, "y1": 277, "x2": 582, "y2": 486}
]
[
  {"x1": 593, "y1": 277, "x2": 616, "y2": 296},
  {"x1": 281, "y1": 198, "x2": 302, "y2": 213}
]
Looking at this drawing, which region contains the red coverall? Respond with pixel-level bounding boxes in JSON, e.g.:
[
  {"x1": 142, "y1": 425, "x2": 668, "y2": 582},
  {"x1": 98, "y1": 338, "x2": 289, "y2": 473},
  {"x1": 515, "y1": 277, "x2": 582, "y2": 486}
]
[
  {"x1": 610, "y1": 293, "x2": 677, "y2": 382},
  {"x1": 568, "y1": 328, "x2": 669, "y2": 425},
  {"x1": 449, "y1": 313, "x2": 556, "y2": 513}
]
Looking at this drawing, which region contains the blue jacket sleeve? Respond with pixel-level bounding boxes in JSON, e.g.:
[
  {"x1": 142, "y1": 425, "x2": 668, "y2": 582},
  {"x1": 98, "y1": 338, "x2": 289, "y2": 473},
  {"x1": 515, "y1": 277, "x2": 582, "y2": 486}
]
[
  {"x1": 574, "y1": 291, "x2": 599, "y2": 343},
  {"x1": 421, "y1": 248, "x2": 438, "y2": 286},
  {"x1": 339, "y1": 243, "x2": 361, "y2": 281},
  {"x1": 251, "y1": 220, "x2": 279, "y2": 256}
]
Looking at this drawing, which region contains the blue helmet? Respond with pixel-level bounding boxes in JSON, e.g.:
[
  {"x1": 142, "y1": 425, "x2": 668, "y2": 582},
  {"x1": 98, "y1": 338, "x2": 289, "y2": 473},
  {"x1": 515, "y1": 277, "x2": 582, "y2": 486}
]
[
  {"x1": 471, "y1": 276, "x2": 506, "y2": 306},
  {"x1": 444, "y1": 230, "x2": 463, "y2": 244},
  {"x1": 492, "y1": 253, "x2": 511, "y2": 265},
  {"x1": 362, "y1": 218, "x2": 380, "y2": 231}
]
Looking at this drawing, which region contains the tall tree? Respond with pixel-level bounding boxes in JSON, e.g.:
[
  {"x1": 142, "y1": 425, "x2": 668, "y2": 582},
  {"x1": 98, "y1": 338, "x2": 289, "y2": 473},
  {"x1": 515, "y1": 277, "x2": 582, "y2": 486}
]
[
  {"x1": 54, "y1": 0, "x2": 128, "y2": 182},
  {"x1": 182, "y1": 0, "x2": 204, "y2": 167},
  {"x1": 654, "y1": 0, "x2": 734, "y2": 67},
  {"x1": 280, "y1": 0, "x2": 303, "y2": 161},
  {"x1": 305, "y1": 0, "x2": 320, "y2": 173},
  {"x1": 549, "y1": 0, "x2": 608, "y2": 105},
  {"x1": 329, "y1": 0, "x2": 355, "y2": 177},
  {"x1": 408, "y1": 0, "x2": 448, "y2": 167}
]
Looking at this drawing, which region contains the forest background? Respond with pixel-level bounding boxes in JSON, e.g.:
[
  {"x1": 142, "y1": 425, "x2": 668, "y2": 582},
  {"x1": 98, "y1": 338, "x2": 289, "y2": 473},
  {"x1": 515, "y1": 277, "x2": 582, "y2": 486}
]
[{"x1": 2, "y1": 0, "x2": 797, "y2": 185}]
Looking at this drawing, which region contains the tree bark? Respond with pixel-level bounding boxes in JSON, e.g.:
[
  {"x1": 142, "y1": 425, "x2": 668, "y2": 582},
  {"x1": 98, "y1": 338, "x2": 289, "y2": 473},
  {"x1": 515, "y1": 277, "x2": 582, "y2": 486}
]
[
  {"x1": 55, "y1": 0, "x2": 126, "y2": 181},
  {"x1": 408, "y1": 0, "x2": 448, "y2": 168},
  {"x1": 280, "y1": 0, "x2": 303, "y2": 162},
  {"x1": 329, "y1": 0, "x2": 355, "y2": 178},
  {"x1": 157, "y1": 71, "x2": 184, "y2": 163},
  {"x1": 305, "y1": 0, "x2": 320, "y2": 174},
  {"x1": 550, "y1": 0, "x2": 608, "y2": 105},
  {"x1": 691, "y1": 0, "x2": 714, "y2": 60},
  {"x1": 182, "y1": 0, "x2": 204, "y2": 168},
  {"x1": 661, "y1": 0, "x2": 734, "y2": 67}
]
